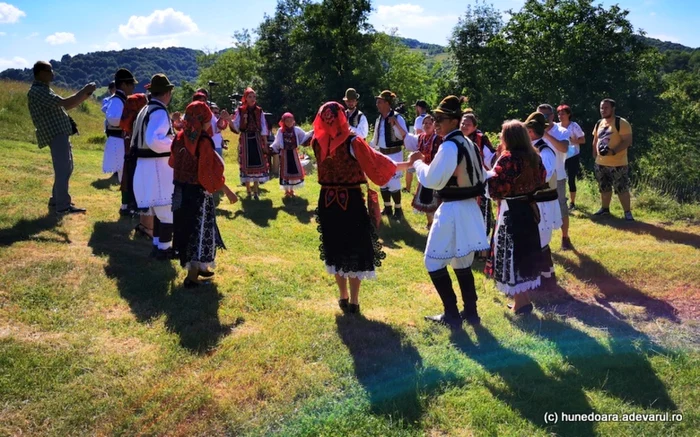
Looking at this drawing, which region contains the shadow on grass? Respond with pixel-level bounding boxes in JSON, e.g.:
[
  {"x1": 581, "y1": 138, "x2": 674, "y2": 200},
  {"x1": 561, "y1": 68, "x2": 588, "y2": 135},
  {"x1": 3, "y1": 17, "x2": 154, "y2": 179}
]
[
  {"x1": 90, "y1": 173, "x2": 120, "y2": 190},
  {"x1": 232, "y1": 198, "x2": 280, "y2": 227},
  {"x1": 581, "y1": 211, "x2": 700, "y2": 249},
  {"x1": 88, "y1": 220, "x2": 235, "y2": 354},
  {"x1": 507, "y1": 308, "x2": 678, "y2": 415},
  {"x1": 281, "y1": 195, "x2": 314, "y2": 224},
  {"x1": 0, "y1": 213, "x2": 69, "y2": 247},
  {"x1": 231, "y1": 196, "x2": 313, "y2": 227},
  {"x1": 336, "y1": 314, "x2": 453, "y2": 426},
  {"x1": 552, "y1": 249, "x2": 680, "y2": 322},
  {"x1": 451, "y1": 326, "x2": 597, "y2": 436},
  {"x1": 376, "y1": 217, "x2": 427, "y2": 253}
]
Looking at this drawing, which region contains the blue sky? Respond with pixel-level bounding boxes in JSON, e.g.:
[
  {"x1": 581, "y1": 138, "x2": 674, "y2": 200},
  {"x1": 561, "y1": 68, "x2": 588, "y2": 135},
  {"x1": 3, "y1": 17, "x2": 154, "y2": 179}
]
[{"x1": 1, "y1": 0, "x2": 698, "y2": 71}]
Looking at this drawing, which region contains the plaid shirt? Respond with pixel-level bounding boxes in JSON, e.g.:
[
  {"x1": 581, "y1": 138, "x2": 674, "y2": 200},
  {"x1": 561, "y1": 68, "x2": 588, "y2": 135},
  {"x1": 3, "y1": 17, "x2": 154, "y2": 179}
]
[{"x1": 27, "y1": 81, "x2": 73, "y2": 148}]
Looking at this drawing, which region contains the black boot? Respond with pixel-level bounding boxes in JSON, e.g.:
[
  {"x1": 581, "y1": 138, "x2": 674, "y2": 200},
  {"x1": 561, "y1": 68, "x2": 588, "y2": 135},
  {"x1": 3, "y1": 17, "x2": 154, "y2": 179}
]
[
  {"x1": 455, "y1": 267, "x2": 480, "y2": 325},
  {"x1": 425, "y1": 268, "x2": 462, "y2": 329},
  {"x1": 390, "y1": 191, "x2": 403, "y2": 221},
  {"x1": 380, "y1": 190, "x2": 392, "y2": 216}
]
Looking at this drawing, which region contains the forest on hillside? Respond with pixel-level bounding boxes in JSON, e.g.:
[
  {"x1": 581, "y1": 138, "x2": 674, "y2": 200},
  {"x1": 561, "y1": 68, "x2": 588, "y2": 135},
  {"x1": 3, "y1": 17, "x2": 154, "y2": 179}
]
[{"x1": 0, "y1": 47, "x2": 201, "y2": 93}]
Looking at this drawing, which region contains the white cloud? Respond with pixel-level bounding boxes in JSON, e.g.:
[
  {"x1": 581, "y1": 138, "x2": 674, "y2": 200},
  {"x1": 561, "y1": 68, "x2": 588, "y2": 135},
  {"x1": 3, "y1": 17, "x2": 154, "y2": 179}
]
[
  {"x1": 119, "y1": 8, "x2": 198, "y2": 39},
  {"x1": 45, "y1": 32, "x2": 76, "y2": 45},
  {"x1": 0, "y1": 31, "x2": 6, "y2": 36},
  {"x1": 648, "y1": 34, "x2": 681, "y2": 43},
  {"x1": 0, "y1": 2, "x2": 25, "y2": 24},
  {"x1": 374, "y1": 4, "x2": 458, "y2": 29},
  {"x1": 138, "y1": 38, "x2": 180, "y2": 49},
  {"x1": 650, "y1": 12, "x2": 657, "y2": 17},
  {"x1": 0, "y1": 56, "x2": 29, "y2": 70},
  {"x1": 26, "y1": 31, "x2": 38, "y2": 39},
  {"x1": 90, "y1": 41, "x2": 122, "y2": 51}
]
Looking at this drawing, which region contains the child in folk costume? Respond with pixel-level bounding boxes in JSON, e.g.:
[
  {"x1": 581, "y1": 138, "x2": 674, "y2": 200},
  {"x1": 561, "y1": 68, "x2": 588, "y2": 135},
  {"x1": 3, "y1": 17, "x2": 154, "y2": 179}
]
[
  {"x1": 398, "y1": 96, "x2": 490, "y2": 328},
  {"x1": 230, "y1": 87, "x2": 269, "y2": 200},
  {"x1": 170, "y1": 101, "x2": 227, "y2": 288},
  {"x1": 312, "y1": 102, "x2": 397, "y2": 314},
  {"x1": 271, "y1": 113, "x2": 307, "y2": 197},
  {"x1": 525, "y1": 112, "x2": 563, "y2": 283},
  {"x1": 394, "y1": 114, "x2": 443, "y2": 229},
  {"x1": 487, "y1": 120, "x2": 547, "y2": 315},
  {"x1": 119, "y1": 93, "x2": 152, "y2": 237}
]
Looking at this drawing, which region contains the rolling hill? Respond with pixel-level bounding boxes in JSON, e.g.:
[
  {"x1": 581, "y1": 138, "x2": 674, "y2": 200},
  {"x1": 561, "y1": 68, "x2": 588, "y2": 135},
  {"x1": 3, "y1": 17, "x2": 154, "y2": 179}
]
[{"x1": 0, "y1": 47, "x2": 202, "y2": 94}]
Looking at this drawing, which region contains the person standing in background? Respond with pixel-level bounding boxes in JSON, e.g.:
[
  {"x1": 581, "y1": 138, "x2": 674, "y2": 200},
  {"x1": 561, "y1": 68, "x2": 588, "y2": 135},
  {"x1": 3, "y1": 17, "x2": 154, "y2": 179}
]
[
  {"x1": 370, "y1": 90, "x2": 409, "y2": 221},
  {"x1": 343, "y1": 88, "x2": 369, "y2": 140},
  {"x1": 132, "y1": 74, "x2": 177, "y2": 260},
  {"x1": 27, "y1": 60, "x2": 96, "y2": 215},
  {"x1": 404, "y1": 99, "x2": 429, "y2": 193},
  {"x1": 538, "y1": 104, "x2": 573, "y2": 250},
  {"x1": 104, "y1": 68, "x2": 137, "y2": 216},
  {"x1": 592, "y1": 98, "x2": 634, "y2": 221},
  {"x1": 556, "y1": 105, "x2": 585, "y2": 210}
]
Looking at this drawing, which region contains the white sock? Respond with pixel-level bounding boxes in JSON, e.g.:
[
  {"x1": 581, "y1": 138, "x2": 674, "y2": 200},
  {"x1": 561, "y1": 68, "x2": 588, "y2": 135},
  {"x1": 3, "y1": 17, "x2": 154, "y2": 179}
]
[
  {"x1": 153, "y1": 237, "x2": 160, "y2": 247},
  {"x1": 158, "y1": 241, "x2": 172, "y2": 250},
  {"x1": 120, "y1": 204, "x2": 128, "y2": 210},
  {"x1": 384, "y1": 202, "x2": 392, "y2": 207}
]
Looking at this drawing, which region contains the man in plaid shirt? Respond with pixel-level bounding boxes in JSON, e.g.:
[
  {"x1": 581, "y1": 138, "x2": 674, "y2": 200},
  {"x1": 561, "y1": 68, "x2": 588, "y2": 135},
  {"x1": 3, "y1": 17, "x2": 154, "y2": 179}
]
[{"x1": 27, "y1": 61, "x2": 96, "y2": 215}]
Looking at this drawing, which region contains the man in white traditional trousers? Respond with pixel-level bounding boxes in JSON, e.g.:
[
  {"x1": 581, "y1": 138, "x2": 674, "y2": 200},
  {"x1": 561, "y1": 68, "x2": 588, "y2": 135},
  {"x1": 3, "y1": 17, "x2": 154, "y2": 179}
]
[
  {"x1": 370, "y1": 90, "x2": 409, "y2": 221},
  {"x1": 401, "y1": 96, "x2": 490, "y2": 328},
  {"x1": 132, "y1": 74, "x2": 176, "y2": 261},
  {"x1": 343, "y1": 88, "x2": 369, "y2": 140},
  {"x1": 525, "y1": 112, "x2": 563, "y2": 284},
  {"x1": 104, "y1": 68, "x2": 137, "y2": 216}
]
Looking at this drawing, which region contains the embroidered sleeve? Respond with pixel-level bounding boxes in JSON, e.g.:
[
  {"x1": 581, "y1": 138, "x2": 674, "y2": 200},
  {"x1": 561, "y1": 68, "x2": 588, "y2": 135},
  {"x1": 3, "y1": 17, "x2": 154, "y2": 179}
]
[
  {"x1": 271, "y1": 130, "x2": 283, "y2": 153},
  {"x1": 488, "y1": 153, "x2": 520, "y2": 199},
  {"x1": 198, "y1": 137, "x2": 225, "y2": 193},
  {"x1": 350, "y1": 136, "x2": 397, "y2": 186}
]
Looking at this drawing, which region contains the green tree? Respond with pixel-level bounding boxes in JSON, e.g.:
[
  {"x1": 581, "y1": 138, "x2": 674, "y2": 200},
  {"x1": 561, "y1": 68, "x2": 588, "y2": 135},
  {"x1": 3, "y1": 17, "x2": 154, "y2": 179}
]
[
  {"x1": 291, "y1": 0, "x2": 376, "y2": 119},
  {"x1": 196, "y1": 30, "x2": 263, "y2": 113},
  {"x1": 371, "y1": 31, "x2": 435, "y2": 121},
  {"x1": 256, "y1": 0, "x2": 309, "y2": 118},
  {"x1": 638, "y1": 71, "x2": 700, "y2": 198},
  {"x1": 449, "y1": 0, "x2": 664, "y2": 167}
]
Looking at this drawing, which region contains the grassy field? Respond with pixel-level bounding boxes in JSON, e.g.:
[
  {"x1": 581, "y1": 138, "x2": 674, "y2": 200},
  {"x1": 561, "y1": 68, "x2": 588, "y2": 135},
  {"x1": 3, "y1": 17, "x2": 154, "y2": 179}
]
[{"x1": 0, "y1": 80, "x2": 698, "y2": 436}]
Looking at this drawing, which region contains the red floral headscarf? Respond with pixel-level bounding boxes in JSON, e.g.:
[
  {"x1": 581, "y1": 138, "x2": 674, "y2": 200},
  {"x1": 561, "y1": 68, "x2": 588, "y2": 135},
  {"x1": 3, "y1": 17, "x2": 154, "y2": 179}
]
[
  {"x1": 313, "y1": 102, "x2": 351, "y2": 161},
  {"x1": 120, "y1": 93, "x2": 148, "y2": 134},
  {"x1": 192, "y1": 92, "x2": 208, "y2": 102},
  {"x1": 240, "y1": 87, "x2": 257, "y2": 112},
  {"x1": 179, "y1": 101, "x2": 213, "y2": 156},
  {"x1": 279, "y1": 112, "x2": 294, "y2": 131}
]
